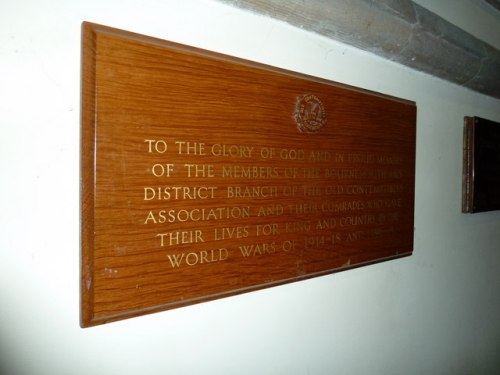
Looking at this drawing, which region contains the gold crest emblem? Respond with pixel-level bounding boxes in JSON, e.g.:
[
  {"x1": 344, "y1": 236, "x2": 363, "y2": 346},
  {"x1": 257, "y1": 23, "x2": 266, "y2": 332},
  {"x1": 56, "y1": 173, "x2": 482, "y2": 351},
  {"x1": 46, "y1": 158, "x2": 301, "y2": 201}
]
[{"x1": 294, "y1": 94, "x2": 327, "y2": 133}]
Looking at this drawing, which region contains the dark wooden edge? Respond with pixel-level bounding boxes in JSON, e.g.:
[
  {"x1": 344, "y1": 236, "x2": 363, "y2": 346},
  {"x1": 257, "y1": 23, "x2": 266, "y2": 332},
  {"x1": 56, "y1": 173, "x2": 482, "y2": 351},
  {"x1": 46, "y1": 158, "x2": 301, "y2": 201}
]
[
  {"x1": 462, "y1": 117, "x2": 475, "y2": 213},
  {"x1": 80, "y1": 22, "x2": 97, "y2": 327},
  {"x1": 79, "y1": 21, "x2": 416, "y2": 327}
]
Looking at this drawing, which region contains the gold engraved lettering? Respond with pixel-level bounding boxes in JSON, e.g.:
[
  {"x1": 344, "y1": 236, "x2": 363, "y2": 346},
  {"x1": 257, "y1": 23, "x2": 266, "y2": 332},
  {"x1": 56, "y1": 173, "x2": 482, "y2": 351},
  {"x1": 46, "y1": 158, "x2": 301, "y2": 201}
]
[
  {"x1": 307, "y1": 236, "x2": 325, "y2": 248},
  {"x1": 335, "y1": 153, "x2": 345, "y2": 162},
  {"x1": 281, "y1": 240, "x2": 298, "y2": 252},
  {"x1": 256, "y1": 224, "x2": 280, "y2": 236},
  {"x1": 316, "y1": 218, "x2": 337, "y2": 230},
  {"x1": 222, "y1": 166, "x2": 279, "y2": 178},
  {"x1": 145, "y1": 139, "x2": 168, "y2": 153},
  {"x1": 144, "y1": 186, "x2": 217, "y2": 200},
  {"x1": 333, "y1": 153, "x2": 404, "y2": 165},
  {"x1": 279, "y1": 148, "x2": 305, "y2": 160},
  {"x1": 259, "y1": 147, "x2": 275, "y2": 159},
  {"x1": 214, "y1": 226, "x2": 249, "y2": 240},
  {"x1": 144, "y1": 210, "x2": 163, "y2": 224},
  {"x1": 287, "y1": 203, "x2": 319, "y2": 214},
  {"x1": 377, "y1": 155, "x2": 403, "y2": 164},
  {"x1": 321, "y1": 200, "x2": 365, "y2": 213},
  {"x1": 285, "y1": 221, "x2": 311, "y2": 233},
  {"x1": 175, "y1": 141, "x2": 205, "y2": 155},
  {"x1": 302, "y1": 185, "x2": 322, "y2": 196},
  {"x1": 227, "y1": 186, "x2": 278, "y2": 198},
  {"x1": 239, "y1": 242, "x2": 276, "y2": 257},
  {"x1": 325, "y1": 168, "x2": 402, "y2": 179},
  {"x1": 304, "y1": 235, "x2": 340, "y2": 249},
  {"x1": 344, "y1": 184, "x2": 403, "y2": 194},
  {"x1": 211, "y1": 144, "x2": 254, "y2": 158},
  {"x1": 284, "y1": 168, "x2": 299, "y2": 178},
  {"x1": 167, "y1": 248, "x2": 229, "y2": 268},
  {"x1": 339, "y1": 214, "x2": 376, "y2": 227},
  {"x1": 343, "y1": 226, "x2": 395, "y2": 243},
  {"x1": 366, "y1": 198, "x2": 403, "y2": 209},
  {"x1": 282, "y1": 186, "x2": 299, "y2": 196},
  {"x1": 184, "y1": 164, "x2": 215, "y2": 177},
  {"x1": 309, "y1": 150, "x2": 332, "y2": 161},
  {"x1": 302, "y1": 168, "x2": 321, "y2": 178},
  {"x1": 346, "y1": 231, "x2": 363, "y2": 242},
  {"x1": 346, "y1": 153, "x2": 376, "y2": 164},
  {"x1": 144, "y1": 206, "x2": 250, "y2": 224},
  {"x1": 257, "y1": 204, "x2": 284, "y2": 217},
  {"x1": 151, "y1": 163, "x2": 174, "y2": 177},
  {"x1": 377, "y1": 212, "x2": 400, "y2": 224},
  {"x1": 156, "y1": 230, "x2": 204, "y2": 247},
  {"x1": 325, "y1": 185, "x2": 344, "y2": 195}
]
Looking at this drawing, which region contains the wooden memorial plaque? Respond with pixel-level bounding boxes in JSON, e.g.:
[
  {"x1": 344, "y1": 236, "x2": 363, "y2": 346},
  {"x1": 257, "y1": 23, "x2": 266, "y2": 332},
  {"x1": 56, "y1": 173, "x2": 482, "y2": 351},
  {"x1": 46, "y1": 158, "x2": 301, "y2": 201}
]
[
  {"x1": 81, "y1": 22, "x2": 416, "y2": 327},
  {"x1": 463, "y1": 116, "x2": 500, "y2": 213}
]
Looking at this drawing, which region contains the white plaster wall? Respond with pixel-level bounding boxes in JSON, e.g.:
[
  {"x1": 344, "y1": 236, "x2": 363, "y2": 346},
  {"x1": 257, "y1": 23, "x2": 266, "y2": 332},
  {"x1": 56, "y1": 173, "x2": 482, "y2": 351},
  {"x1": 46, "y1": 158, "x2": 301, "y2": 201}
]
[{"x1": 1, "y1": 0, "x2": 499, "y2": 374}]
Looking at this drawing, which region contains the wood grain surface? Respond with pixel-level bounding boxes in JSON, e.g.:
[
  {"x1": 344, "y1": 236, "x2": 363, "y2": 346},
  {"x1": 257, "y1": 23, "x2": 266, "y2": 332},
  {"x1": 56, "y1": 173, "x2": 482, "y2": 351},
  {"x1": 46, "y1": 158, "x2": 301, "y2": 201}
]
[{"x1": 81, "y1": 22, "x2": 416, "y2": 327}]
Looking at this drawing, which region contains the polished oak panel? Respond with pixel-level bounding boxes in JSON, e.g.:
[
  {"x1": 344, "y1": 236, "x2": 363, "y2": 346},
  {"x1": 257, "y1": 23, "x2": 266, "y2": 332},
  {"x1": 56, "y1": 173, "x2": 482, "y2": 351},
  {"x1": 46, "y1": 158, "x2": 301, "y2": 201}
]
[{"x1": 81, "y1": 22, "x2": 416, "y2": 327}]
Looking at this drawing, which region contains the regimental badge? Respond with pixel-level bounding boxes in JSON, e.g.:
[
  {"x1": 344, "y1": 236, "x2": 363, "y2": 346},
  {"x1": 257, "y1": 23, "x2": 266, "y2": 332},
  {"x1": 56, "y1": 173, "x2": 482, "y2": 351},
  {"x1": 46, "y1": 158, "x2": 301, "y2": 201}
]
[{"x1": 294, "y1": 94, "x2": 327, "y2": 133}]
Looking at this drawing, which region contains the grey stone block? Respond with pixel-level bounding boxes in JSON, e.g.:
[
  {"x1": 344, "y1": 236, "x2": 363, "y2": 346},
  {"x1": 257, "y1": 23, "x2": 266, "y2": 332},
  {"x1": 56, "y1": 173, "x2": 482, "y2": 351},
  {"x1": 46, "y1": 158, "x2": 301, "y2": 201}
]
[{"x1": 218, "y1": 0, "x2": 500, "y2": 99}]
